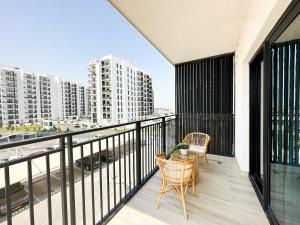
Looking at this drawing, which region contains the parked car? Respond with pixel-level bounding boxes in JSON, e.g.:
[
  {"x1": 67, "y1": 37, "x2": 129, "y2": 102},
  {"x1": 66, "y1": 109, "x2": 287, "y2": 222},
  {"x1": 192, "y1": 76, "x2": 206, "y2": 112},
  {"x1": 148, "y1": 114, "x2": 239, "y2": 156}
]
[
  {"x1": 0, "y1": 158, "x2": 9, "y2": 164},
  {"x1": 94, "y1": 134, "x2": 106, "y2": 139},
  {"x1": 75, "y1": 149, "x2": 119, "y2": 171},
  {"x1": 100, "y1": 150, "x2": 119, "y2": 163},
  {"x1": 0, "y1": 182, "x2": 29, "y2": 216},
  {"x1": 0, "y1": 154, "x2": 26, "y2": 164},
  {"x1": 75, "y1": 152, "x2": 101, "y2": 171},
  {"x1": 28, "y1": 151, "x2": 45, "y2": 157},
  {"x1": 74, "y1": 124, "x2": 80, "y2": 128},
  {"x1": 45, "y1": 145, "x2": 60, "y2": 151},
  {"x1": 8, "y1": 155, "x2": 24, "y2": 160}
]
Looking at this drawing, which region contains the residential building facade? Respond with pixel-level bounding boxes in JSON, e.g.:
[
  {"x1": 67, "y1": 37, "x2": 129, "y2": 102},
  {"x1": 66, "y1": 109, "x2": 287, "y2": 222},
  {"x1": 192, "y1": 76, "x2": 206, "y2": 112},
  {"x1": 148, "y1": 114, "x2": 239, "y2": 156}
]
[
  {"x1": 0, "y1": 66, "x2": 19, "y2": 126},
  {"x1": 88, "y1": 55, "x2": 154, "y2": 126},
  {"x1": 0, "y1": 65, "x2": 88, "y2": 126}
]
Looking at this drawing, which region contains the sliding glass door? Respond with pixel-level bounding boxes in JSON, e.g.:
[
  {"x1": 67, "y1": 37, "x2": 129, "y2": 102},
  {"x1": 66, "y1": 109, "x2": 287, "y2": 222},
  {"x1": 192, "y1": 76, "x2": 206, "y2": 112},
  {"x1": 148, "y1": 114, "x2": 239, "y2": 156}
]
[
  {"x1": 270, "y1": 13, "x2": 300, "y2": 225},
  {"x1": 249, "y1": 2, "x2": 300, "y2": 224}
]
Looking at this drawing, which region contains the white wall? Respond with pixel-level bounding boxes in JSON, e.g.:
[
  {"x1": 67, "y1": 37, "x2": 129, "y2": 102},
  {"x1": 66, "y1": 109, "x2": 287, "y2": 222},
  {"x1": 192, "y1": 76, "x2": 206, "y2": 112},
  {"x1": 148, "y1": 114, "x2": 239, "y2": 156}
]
[{"x1": 234, "y1": 0, "x2": 292, "y2": 171}]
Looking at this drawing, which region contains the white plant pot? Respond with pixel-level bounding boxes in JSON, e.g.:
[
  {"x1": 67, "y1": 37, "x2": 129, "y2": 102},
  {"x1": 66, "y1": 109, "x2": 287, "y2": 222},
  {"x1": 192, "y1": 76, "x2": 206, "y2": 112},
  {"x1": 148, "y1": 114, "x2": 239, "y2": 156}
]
[{"x1": 180, "y1": 149, "x2": 187, "y2": 155}]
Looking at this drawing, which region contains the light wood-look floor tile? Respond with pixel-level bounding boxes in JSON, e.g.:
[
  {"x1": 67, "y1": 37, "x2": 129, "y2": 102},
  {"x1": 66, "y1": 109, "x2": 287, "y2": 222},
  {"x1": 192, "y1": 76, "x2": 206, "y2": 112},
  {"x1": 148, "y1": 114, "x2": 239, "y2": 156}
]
[{"x1": 108, "y1": 155, "x2": 270, "y2": 225}]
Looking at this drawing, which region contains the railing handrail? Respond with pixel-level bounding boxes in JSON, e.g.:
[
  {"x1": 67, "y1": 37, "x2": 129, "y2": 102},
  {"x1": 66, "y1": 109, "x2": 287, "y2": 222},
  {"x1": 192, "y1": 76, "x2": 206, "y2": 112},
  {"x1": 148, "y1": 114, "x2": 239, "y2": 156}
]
[{"x1": 0, "y1": 115, "x2": 175, "y2": 168}]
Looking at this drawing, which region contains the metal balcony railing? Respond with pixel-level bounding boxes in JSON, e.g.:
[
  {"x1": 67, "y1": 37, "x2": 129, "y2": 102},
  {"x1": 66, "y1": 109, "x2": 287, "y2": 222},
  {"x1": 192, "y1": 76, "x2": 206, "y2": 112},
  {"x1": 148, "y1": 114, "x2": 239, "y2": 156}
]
[{"x1": 0, "y1": 115, "x2": 176, "y2": 225}]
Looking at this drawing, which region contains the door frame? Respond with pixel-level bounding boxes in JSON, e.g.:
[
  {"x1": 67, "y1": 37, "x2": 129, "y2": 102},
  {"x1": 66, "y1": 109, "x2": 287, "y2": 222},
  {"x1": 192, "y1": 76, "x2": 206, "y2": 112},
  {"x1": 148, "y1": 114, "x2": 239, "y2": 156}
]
[
  {"x1": 248, "y1": 1, "x2": 300, "y2": 225},
  {"x1": 249, "y1": 50, "x2": 264, "y2": 200}
]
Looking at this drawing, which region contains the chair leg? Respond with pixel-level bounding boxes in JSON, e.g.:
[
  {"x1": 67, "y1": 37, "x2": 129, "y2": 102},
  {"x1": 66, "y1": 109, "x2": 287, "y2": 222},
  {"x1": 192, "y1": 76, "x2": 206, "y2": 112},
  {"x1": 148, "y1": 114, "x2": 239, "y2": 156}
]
[
  {"x1": 156, "y1": 193, "x2": 163, "y2": 209},
  {"x1": 203, "y1": 154, "x2": 207, "y2": 171},
  {"x1": 181, "y1": 185, "x2": 188, "y2": 220},
  {"x1": 192, "y1": 181, "x2": 195, "y2": 196},
  {"x1": 156, "y1": 180, "x2": 165, "y2": 208}
]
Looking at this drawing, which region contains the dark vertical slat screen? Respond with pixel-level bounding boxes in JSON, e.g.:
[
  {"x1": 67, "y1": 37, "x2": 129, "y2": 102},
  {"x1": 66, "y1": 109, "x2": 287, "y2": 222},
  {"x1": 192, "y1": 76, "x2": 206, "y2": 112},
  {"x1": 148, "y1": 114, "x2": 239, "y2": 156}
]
[
  {"x1": 272, "y1": 41, "x2": 300, "y2": 166},
  {"x1": 175, "y1": 54, "x2": 235, "y2": 156}
]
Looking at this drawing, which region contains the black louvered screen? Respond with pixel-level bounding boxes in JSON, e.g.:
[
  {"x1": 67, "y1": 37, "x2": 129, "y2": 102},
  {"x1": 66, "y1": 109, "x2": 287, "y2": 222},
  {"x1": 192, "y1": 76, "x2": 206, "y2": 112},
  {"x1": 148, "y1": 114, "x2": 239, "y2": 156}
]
[
  {"x1": 272, "y1": 41, "x2": 300, "y2": 166},
  {"x1": 175, "y1": 54, "x2": 235, "y2": 156}
]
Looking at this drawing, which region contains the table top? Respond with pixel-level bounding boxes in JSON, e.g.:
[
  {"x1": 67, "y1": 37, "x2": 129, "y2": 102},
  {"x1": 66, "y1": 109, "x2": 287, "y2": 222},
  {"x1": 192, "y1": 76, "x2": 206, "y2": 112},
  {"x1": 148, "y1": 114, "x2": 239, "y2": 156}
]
[{"x1": 170, "y1": 150, "x2": 197, "y2": 162}]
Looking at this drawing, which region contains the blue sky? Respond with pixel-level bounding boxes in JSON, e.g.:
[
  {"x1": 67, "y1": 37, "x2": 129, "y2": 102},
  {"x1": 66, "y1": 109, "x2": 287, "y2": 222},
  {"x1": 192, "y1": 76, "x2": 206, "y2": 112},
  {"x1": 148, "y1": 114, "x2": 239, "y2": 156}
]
[{"x1": 0, "y1": 0, "x2": 175, "y2": 108}]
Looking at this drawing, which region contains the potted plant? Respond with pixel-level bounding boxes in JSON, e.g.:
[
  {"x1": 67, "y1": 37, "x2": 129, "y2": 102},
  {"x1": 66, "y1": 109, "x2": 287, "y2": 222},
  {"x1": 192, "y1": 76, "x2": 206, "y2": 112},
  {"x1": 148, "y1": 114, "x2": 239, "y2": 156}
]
[{"x1": 171, "y1": 143, "x2": 189, "y2": 155}]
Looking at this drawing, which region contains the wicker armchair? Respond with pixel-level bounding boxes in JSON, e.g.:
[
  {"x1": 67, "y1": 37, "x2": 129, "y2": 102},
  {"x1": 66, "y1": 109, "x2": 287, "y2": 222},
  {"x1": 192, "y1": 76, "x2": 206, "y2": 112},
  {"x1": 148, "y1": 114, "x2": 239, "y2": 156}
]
[
  {"x1": 183, "y1": 132, "x2": 210, "y2": 171},
  {"x1": 155, "y1": 153, "x2": 194, "y2": 219}
]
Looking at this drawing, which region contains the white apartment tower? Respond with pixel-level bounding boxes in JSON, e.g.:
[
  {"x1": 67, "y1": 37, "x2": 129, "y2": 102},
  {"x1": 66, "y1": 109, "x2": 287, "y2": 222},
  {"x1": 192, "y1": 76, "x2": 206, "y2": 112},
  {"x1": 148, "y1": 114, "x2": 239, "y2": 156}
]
[
  {"x1": 136, "y1": 71, "x2": 154, "y2": 117},
  {"x1": 60, "y1": 80, "x2": 79, "y2": 120},
  {"x1": 0, "y1": 65, "x2": 88, "y2": 127},
  {"x1": 88, "y1": 55, "x2": 154, "y2": 126},
  {"x1": 0, "y1": 66, "x2": 19, "y2": 126}
]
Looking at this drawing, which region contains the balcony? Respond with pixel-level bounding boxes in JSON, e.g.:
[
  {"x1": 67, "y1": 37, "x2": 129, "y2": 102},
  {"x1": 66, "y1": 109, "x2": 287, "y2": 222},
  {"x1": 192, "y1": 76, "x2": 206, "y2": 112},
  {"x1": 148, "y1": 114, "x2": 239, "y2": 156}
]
[
  {"x1": 0, "y1": 0, "x2": 299, "y2": 225},
  {"x1": 0, "y1": 116, "x2": 267, "y2": 225}
]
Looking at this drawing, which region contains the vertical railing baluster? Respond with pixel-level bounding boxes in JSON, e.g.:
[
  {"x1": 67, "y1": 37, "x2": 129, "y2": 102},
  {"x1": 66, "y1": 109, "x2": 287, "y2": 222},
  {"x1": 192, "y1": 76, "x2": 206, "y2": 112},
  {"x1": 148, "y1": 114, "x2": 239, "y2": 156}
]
[
  {"x1": 123, "y1": 133, "x2": 127, "y2": 195},
  {"x1": 141, "y1": 128, "x2": 144, "y2": 181},
  {"x1": 5, "y1": 167, "x2": 12, "y2": 225},
  {"x1": 67, "y1": 135, "x2": 76, "y2": 225},
  {"x1": 162, "y1": 117, "x2": 166, "y2": 153},
  {"x1": 106, "y1": 138, "x2": 110, "y2": 213},
  {"x1": 143, "y1": 128, "x2": 146, "y2": 179},
  {"x1": 136, "y1": 121, "x2": 141, "y2": 187},
  {"x1": 154, "y1": 124, "x2": 157, "y2": 163},
  {"x1": 46, "y1": 155, "x2": 52, "y2": 225},
  {"x1": 147, "y1": 126, "x2": 150, "y2": 175},
  {"x1": 128, "y1": 132, "x2": 131, "y2": 192},
  {"x1": 118, "y1": 135, "x2": 122, "y2": 201},
  {"x1": 112, "y1": 136, "x2": 116, "y2": 208},
  {"x1": 80, "y1": 145, "x2": 86, "y2": 225},
  {"x1": 132, "y1": 131, "x2": 136, "y2": 188},
  {"x1": 151, "y1": 125, "x2": 154, "y2": 171},
  {"x1": 27, "y1": 160, "x2": 34, "y2": 225},
  {"x1": 159, "y1": 123, "x2": 161, "y2": 152},
  {"x1": 158, "y1": 124, "x2": 160, "y2": 154},
  {"x1": 90, "y1": 142, "x2": 95, "y2": 225},
  {"x1": 59, "y1": 137, "x2": 68, "y2": 225},
  {"x1": 98, "y1": 140, "x2": 103, "y2": 221}
]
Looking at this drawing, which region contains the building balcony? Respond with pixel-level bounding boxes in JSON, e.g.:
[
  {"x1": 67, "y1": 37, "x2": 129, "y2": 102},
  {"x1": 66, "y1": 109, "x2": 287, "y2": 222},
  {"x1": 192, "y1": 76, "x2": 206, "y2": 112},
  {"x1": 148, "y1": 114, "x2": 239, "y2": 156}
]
[
  {"x1": 0, "y1": 115, "x2": 268, "y2": 225},
  {"x1": 0, "y1": 1, "x2": 299, "y2": 225}
]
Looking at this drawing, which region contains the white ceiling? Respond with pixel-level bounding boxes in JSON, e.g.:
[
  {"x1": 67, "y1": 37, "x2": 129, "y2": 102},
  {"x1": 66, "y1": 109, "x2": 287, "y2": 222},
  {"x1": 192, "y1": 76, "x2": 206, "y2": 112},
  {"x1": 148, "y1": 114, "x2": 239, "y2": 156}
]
[{"x1": 108, "y1": 0, "x2": 252, "y2": 65}]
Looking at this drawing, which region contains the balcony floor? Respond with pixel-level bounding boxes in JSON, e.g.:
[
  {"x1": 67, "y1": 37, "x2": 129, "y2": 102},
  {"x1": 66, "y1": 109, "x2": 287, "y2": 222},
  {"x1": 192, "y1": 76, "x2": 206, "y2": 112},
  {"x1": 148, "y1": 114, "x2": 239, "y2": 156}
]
[{"x1": 108, "y1": 154, "x2": 269, "y2": 225}]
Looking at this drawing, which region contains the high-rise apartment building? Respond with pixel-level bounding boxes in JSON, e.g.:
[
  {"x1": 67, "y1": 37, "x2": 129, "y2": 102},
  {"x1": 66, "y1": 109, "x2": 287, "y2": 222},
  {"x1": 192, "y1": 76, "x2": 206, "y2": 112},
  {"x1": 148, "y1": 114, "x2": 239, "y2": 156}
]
[
  {"x1": 0, "y1": 65, "x2": 88, "y2": 126},
  {"x1": 136, "y1": 71, "x2": 154, "y2": 117},
  {"x1": 60, "y1": 80, "x2": 79, "y2": 120},
  {"x1": 88, "y1": 55, "x2": 154, "y2": 126},
  {"x1": 78, "y1": 85, "x2": 88, "y2": 119},
  {"x1": 0, "y1": 66, "x2": 19, "y2": 126},
  {"x1": 0, "y1": 55, "x2": 154, "y2": 127}
]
